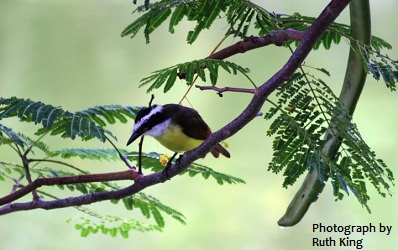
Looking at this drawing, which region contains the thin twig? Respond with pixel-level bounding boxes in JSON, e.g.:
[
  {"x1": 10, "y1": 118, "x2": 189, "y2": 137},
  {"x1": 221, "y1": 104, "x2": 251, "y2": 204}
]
[
  {"x1": 138, "y1": 136, "x2": 145, "y2": 174},
  {"x1": 208, "y1": 29, "x2": 305, "y2": 60},
  {"x1": 21, "y1": 154, "x2": 40, "y2": 201},
  {"x1": 105, "y1": 136, "x2": 135, "y2": 170},
  {"x1": 195, "y1": 85, "x2": 256, "y2": 94},
  {"x1": 179, "y1": 34, "x2": 230, "y2": 104},
  {"x1": 29, "y1": 159, "x2": 89, "y2": 174}
]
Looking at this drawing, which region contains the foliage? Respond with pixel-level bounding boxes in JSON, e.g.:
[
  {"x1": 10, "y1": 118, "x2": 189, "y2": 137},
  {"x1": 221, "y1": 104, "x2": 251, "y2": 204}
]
[
  {"x1": 122, "y1": 0, "x2": 278, "y2": 44},
  {"x1": 0, "y1": 97, "x2": 140, "y2": 142},
  {"x1": 69, "y1": 215, "x2": 161, "y2": 238},
  {"x1": 264, "y1": 69, "x2": 394, "y2": 210},
  {"x1": 362, "y1": 50, "x2": 398, "y2": 91},
  {"x1": 123, "y1": 0, "x2": 397, "y2": 91}
]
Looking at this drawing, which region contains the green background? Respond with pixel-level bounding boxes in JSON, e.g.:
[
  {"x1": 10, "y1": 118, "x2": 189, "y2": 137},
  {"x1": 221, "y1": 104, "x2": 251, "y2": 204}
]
[{"x1": 1, "y1": 1, "x2": 397, "y2": 249}]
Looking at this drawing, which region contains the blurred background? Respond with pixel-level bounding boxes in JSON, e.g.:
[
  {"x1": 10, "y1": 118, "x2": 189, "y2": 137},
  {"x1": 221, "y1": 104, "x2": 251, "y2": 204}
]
[{"x1": 0, "y1": 0, "x2": 397, "y2": 249}]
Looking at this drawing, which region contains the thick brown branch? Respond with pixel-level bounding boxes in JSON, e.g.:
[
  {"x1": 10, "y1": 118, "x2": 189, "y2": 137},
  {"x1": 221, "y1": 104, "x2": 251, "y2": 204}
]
[
  {"x1": 0, "y1": 169, "x2": 140, "y2": 206},
  {"x1": 208, "y1": 29, "x2": 304, "y2": 60},
  {"x1": 0, "y1": 170, "x2": 160, "y2": 215},
  {"x1": 178, "y1": 29, "x2": 304, "y2": 80}
]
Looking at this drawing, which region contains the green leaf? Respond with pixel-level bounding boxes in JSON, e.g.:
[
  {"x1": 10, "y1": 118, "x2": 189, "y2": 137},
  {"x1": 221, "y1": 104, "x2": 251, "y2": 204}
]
[
  {"x1": 163, "y1": 68, "x2": 177, "y2": 93},
  {"x1": 150, "y1": 207, "x2": 165, "y2": 228},
  {"x1": 187, "y1": 21, "x2": 205, "y2": 44},
  {"x1": 0, "y1": 97, "x2": 140, "y2": 142},
  {"x1": 281, "y1": 14, "x2": 391, "y2": 52},
  {"x1": 70, "y1": 208, "x2": 162, "y2": 238},
  {"x1": 148, "y1": 8, "x2": 172, "y2": 33},
  {"x1": 122, "y1": 197, "x2": 134, "y2": 210},
  {"x1": 139, "y1": 59, "x2": 252, "y2": 93},
  {"x1": 169, "y1": 3, "x2": 186, "y2": 33},
  {"x1": 195, "y1": 60, "x2": 206, "y2": 82}
]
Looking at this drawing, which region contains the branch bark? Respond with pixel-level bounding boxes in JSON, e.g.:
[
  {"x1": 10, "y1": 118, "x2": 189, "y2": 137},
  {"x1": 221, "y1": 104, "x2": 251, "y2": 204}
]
[
  {"x1": 207, "y1": 29, "x2": 305, "y2": 60},
  {"x1": 0, "y1": 169, "x2": 140, "y2": 206}
]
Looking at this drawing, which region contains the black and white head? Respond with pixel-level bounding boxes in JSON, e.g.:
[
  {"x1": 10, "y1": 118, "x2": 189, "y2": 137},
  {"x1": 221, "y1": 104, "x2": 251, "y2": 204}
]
[{"x1": 126, "y1": 105, "x2": 170, "y2": 146}]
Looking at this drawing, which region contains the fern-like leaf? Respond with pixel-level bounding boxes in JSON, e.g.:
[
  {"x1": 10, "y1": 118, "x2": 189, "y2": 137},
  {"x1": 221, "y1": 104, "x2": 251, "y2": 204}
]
[
  {"x1": 123, "y1": 0, "x2": 276, "y2": 43},
  {"x1": 69, "y1": 208, "x2": 162, "y2": 238},
  {"x1": 139, "y1": 59, "x2": 252, "y2": 93},
  {"x1": 280, "y1": 13, "x2": 392, "y2": 52},
  {"x1": 0, "y1": 97, "x2": 140, "y2": 142},
  {"x1": 187, "y1": 162, "x2": 246, "y2": 185},
  {"x1": 364, "y1": 52, "x2": 398, "y2": 91},
  {"x1": 265, "y1": 70, "x2": 394, "y2": 209},
  {"x1": 133, "y1": 193, "x2": 186, "y2": 225}
]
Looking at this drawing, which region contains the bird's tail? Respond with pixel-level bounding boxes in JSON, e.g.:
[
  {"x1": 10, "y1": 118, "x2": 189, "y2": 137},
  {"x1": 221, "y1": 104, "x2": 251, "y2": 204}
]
[{"x1": 210, "y1": 143, "x2": 231, "y2": 158}]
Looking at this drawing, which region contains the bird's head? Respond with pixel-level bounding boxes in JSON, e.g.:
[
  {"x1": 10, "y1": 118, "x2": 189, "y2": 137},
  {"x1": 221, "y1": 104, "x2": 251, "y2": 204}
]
[{"x1": 126, "y1": 105, "x2": 168, "y2": 146}]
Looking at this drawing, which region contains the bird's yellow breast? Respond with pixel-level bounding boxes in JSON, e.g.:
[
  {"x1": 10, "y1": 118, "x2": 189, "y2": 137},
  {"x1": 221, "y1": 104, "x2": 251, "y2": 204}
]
[{"x1": 153, "y1": 123, "x2": 203, "y2": 153}]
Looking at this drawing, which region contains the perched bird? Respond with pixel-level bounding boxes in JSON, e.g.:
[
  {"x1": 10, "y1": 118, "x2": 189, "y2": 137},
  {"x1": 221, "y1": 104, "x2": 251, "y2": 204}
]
[{"x1": 127, "y1": 104, "x2": 230, "y2": 173}]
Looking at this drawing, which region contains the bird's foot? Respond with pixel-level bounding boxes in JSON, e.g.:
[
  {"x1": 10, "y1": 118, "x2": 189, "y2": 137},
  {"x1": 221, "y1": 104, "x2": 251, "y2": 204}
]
[{"x1": 161, "y1": 155, "x2": 181, "y2": 179}]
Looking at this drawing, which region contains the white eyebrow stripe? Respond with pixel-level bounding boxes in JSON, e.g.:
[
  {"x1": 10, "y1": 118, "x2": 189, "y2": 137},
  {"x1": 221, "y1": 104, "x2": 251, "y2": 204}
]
[{"x1": 133, "y1": 105, "x2": 164, "y2": 132}]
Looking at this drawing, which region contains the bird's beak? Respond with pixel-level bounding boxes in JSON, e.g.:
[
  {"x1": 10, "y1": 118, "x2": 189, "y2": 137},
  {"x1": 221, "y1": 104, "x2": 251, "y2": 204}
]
[{"x1": 126, "y1": 130, "x2": 143, "y2": 146}]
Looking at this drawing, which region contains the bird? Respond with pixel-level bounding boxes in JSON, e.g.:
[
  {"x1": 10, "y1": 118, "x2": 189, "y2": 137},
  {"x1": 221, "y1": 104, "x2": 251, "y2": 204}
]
[{"x1": 126, "y1": 104, "x2": 230, "y2": 174}]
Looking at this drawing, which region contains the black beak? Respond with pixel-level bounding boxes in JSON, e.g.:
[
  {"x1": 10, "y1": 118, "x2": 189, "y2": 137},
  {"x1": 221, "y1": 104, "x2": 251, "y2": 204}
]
[{"x1": 126, "y1": 130, "x2": 143, "y2": 146}]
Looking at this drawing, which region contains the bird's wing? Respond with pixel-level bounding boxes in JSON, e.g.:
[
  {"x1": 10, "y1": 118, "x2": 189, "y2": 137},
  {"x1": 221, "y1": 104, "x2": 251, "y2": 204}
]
[{"x1": 165, "y1": 105, "x2": 212, "y2": 141}]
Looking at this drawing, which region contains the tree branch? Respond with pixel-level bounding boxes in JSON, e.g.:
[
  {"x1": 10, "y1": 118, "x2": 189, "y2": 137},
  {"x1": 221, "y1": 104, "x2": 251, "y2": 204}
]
[
  {"x1": 208, "y1": 29, "x2": 305, "y2": 60},
  {"x1": 178, "y1": 29, "x2": 304, "y2": 80},
  {"x1": 0, "y1": 169, "x2": 140, "y2": 207}
]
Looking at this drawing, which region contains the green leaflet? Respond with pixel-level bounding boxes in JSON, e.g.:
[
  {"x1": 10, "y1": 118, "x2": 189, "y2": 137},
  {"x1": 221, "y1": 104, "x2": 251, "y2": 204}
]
[
  {"x1": 0, "y1": 124, "x2": 25, "y2": 148},
  {"x1": 169, "y1": 3, "x2": 186, "y2": 33}
]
